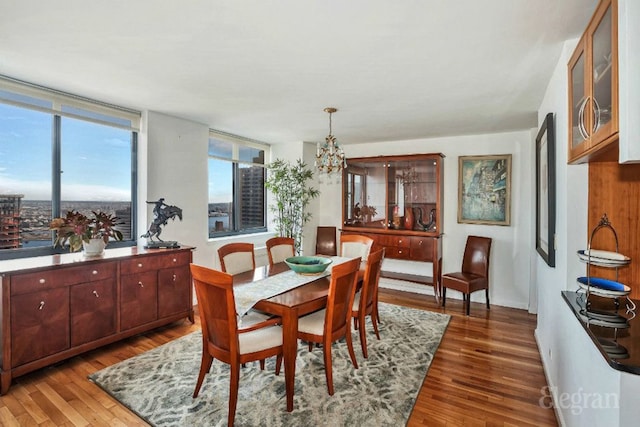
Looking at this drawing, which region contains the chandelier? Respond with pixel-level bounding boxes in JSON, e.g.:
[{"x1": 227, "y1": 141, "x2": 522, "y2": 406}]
[{"x1": 315, "y1": 107, "x2": 346, "y2": 177}]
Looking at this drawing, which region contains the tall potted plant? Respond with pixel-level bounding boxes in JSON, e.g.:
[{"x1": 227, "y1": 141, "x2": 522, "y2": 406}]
[{"x1": 265, "y1": 158, "x2": 319, "y2": 255}]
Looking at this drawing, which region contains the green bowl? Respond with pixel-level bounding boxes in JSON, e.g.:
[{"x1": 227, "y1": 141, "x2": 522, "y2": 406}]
[{"x1": 285, "y1": 256, "x2": 333, "y2": 274}]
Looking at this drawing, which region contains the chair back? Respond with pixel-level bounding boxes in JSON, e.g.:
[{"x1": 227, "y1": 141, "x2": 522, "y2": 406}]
[
  {"x1": 359, "y1": 249, "x2": 384, "y2": 314},
  {"x1": 218, "y1": 242, "x2": 255, "y2": 275},
  {"x1": 266, "y1": 237, "x2": 295, "y2": 266},
  {"x1": 190, "y1": 264, "x2": 238, "y2": 360},
  {"x1": 324, "y1": 257, "x2": 361, "y2": 340},
  {"x1": 461, "y1": 236, "x2": 492, "y2": 278},
  {"x1": 316, "y1": 226, "x2": 337, "y2": 256},
  {"x1": 340, "y1": 234, "x2": 374, "y2": 261}
]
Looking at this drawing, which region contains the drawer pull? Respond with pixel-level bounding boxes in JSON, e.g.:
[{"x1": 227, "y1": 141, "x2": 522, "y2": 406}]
[
  {"x1": 39, "y1": 278, "x2": 46, "y2": 284},
  {"x1": 399, "y1": 239, "x2": 403, "y2": 244},
  {"x1": 399, "y1": 250, "x2": 403, "y2": 254},
  {"x1": 172, "y1": 258, "x2": 177, "y2": 263},
  {"x1": 137, "y1": 263, "x2": 143, "y2": 268},
  {"x1": 93, "y1": 290, "x2": 100, "y2": 298},
  {"x1": 172, "y1": 274, "x2": 177, "y2": 282},
  {"x1": 38, "y1": 301, "x2": 45, "y2": 310},
  {"x1": 92, "y1": 270, "x2": 98, "y2": 275},
  {"x1": 138, "y1": 281, "x2": 144, "y2": 288},
  {"x1": 419, "y1": 240, "x2": 423, "y2": 245}
]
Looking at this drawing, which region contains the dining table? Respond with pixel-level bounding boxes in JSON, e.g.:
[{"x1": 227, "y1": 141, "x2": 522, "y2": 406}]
[{"x1": 232, "y1": 257, "x2": 363, "y2": 412}]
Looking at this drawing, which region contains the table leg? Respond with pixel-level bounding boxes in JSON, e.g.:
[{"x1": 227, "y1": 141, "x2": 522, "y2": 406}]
[{"x1": 281, "y1": 309, "x2": 298, "y2": 412}]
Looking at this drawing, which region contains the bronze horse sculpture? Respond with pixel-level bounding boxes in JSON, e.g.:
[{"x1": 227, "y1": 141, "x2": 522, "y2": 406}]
[{"x1": 141, "y1": 199, "x2": 183, "y2": 242}]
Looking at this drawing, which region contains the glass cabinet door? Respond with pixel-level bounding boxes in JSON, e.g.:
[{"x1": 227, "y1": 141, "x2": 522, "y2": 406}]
[
  {"x1": 388, "y1": 159, "x2": 438, "y2": 232},
  {"x1": 591, "y1": 2, "x2": 613, "y2": 135},
  {"x1": 343, "y1": 160, "x2": 386, "y2": 229},
  {"x1": 570, "y1": 51, "x2": 588, "y2": 149}
]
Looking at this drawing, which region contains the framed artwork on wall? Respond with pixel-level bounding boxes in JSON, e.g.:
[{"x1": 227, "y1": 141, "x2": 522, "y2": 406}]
[
  {"x1": 458, "y1": 154, "x2": 512, "y2": 226},
  {"x1": 536, "y1": 113, "x2": 556, "y2": 267}
]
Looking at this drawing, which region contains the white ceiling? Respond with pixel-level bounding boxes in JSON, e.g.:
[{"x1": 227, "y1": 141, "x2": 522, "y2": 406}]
[{"x1": 0, "y1": 0, "x2": 597, "y2": 145}]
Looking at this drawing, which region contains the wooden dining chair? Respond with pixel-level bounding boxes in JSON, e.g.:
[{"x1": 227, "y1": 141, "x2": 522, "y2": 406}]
[
  {"x1": 265, "y1": 236, "x2": 295, "y2": 267},
  {"x1": 297, "y1": 257, "x2": 361, "y2": 395},
  {"x1": 218, "y1": 242, "x2": 255, "y2": 275},
  {"x1": 315, "y1": 226, "x2": 337, "y2": 256},
  {"x1": 351, "y1": 248, "x2": 384, "y2": 358},
  {"x1": 190, "y1": 263, "x2": 283, "y2": 426},
  {"x1": 340, "y1": 234, "x2": 374, "y2": 261},
  {"x1": 441, "y1": 235, "x2": 492, "y2": 316}
]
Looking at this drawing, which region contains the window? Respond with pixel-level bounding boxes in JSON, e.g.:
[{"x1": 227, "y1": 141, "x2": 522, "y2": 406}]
[
  {"x1": 0, "y1": 76, "x2": 139, "y2": 259},
  {"x1": 208, "y1": 131, "x2": 268, "y2": 238}
]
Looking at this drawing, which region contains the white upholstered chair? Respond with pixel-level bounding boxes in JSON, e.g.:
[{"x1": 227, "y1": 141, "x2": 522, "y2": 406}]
[{"x1": 217, "y1": 242, "x2": 256, "y2": 275}]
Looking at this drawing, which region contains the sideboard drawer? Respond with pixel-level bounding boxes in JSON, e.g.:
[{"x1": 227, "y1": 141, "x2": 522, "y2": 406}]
[
  {"x1": 11, "y1": 262, "x2": 117, "y2": 296},
  {"x1": 410, "y1": 236, "x2": 434, "y2": 261}
]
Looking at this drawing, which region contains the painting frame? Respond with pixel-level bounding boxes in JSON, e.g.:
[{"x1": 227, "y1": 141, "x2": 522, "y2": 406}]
[
  {"x1": 458, "y1": 154, "x2": 512, "y2": 226},
  {"x1": 536, "y1": 113, "x2": 556, "y2": 267}
]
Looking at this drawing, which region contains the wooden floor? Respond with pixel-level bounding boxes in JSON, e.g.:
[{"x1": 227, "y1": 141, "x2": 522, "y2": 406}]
[{"x1": 0, "y1": 288, "x2": 557, "y2": 426}]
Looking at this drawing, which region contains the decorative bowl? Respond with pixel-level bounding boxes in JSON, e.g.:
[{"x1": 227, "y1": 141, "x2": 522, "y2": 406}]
[{"x1": 285, "y1": 256, "x2": 332, "y2": 274}]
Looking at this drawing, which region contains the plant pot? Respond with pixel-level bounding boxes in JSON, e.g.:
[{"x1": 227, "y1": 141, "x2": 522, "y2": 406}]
[{"x1": 83, "y1": 238, "x2": 106, "y2": 257}]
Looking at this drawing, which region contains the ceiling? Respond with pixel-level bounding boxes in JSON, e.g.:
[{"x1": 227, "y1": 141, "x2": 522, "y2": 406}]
[{"x1": 0, "y1": 0, "x2": 597, "y2": 145}]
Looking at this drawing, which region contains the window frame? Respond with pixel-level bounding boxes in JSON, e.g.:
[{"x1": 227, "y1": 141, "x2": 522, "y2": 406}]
[
  {"x1": 0, "y1": 76, "x2": 140, "y2": 260},
  {"x1": 208, "y1": 130, "x2": 269, "y2": 239}
]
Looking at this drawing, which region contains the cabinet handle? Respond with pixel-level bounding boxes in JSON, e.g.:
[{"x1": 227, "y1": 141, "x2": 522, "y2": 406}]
[
  {"x1": 418, "y1": 240, "x2": 423, "y2": 245},
  {"x1": 399, "y1": 239, "x2": 403, "y2": 244},
  {"x1": 38, "y1": 301, "x2": 45, "y2": 310},
  {"x1": 138, "y1": 281, "x2": 144, "y2": 288},
  {"x1": 172, "y1": 258, "x2": 177, "y2": 263},
  {"x1": 172, "y1": 274, "x2": 177, "y2": 282},
  {"x1": 399, "y1": 250, "x2": 403, "y2": 254},
  {"x1": 39, "y1": 278, "x2": 46, "y2": 284},
  {"x1": 137, "y1": 263, "x2": 143, "y2": 268},
  {"x1": 92, "y1": 270, "x2": 98, "y2": 275},
  {"x1": 93, "y1": 290, "x2": 99, "y2": 298},
  {"x1": 578, "y1": 97, "x2": 589, "y2": 140},
  {"x1": 592, "y1": 96, "x2": 601, "y2": 133}
]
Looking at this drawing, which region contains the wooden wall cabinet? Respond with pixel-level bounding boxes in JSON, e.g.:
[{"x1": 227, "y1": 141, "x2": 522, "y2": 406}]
[
  {"x1": 341, "y1": 153, "x2": 444, "y2": 294},
  {"x1": 568, "y1": 0, "x2": 618, "y2": 164},
  {"x1": 0, "y1": 247, "x2": 194, "y2": 394}
]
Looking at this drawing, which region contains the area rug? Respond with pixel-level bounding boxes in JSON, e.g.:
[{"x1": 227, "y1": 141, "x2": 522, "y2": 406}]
[{"x1": 89, "y1": 302, "x2": 450, "y2": 426}]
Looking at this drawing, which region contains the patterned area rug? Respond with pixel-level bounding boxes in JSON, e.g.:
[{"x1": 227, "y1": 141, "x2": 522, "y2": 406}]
[{"x1": 89, "y1": 302, "x2": 450, "y2": 426}]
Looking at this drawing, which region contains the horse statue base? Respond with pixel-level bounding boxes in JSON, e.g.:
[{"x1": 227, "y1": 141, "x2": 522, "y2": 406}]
[{"x1": 145, "y1": 240, "x2": 180, "y2": 249}]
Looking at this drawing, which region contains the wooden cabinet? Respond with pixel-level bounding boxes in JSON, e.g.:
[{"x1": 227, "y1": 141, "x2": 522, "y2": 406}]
[
  {"x1": 0, "y1": 246, "x2": 194, "y2": 394},
  {"x1": 568, "y1": 0, "x2": 618, "y2": 164}
]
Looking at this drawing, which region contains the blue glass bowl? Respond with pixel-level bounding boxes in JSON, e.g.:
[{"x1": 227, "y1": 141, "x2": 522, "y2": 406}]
[{"x1": 285, "y1": 256, "x2": 332, "y2": 274}]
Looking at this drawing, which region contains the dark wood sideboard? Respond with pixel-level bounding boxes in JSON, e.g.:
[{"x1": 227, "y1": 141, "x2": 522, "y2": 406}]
[{"x1": 0, "y1": 246, "x2": 194, "y2": 395}]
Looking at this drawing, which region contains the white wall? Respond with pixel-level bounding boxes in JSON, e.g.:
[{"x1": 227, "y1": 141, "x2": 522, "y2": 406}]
[
  {"x1": 535, "y1": 38, "x2": 640, "y2": 426},
  {"x1": 317, "y1": 131, "x2": 534, "y2": 310}
]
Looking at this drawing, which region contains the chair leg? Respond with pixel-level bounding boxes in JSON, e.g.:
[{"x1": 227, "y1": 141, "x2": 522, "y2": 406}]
[
  {"x1": 275, "y1": 354, "x2": 282, "y2": 376},
  {"x1": 466, "y1": 293, "x2": 470, "y2": 316},
  {"x1": 193, "y1": 352, "x2": 213, "y2": 398},
  {"x1": 371, "y1": 311, "x2": 381, "y2": 341},
  {"x1": 442, "y1": 287, "x2": 447, "y2": 307},
  {"x1": 486, "y1": 289, "x2": 490, "y2": 309},
  {"x1": 358, "y1": 314, "x2": 368, "y2": 359},
  {"x1": 345, "y1": 326, "x2": 359, "y2": 370},
  {"x1": 259, "y1": 359, "x2": 265, "y2": 370},
  {"x1": 228, "y1": 362, "x2": 240, "y2": 427},
  {"x1": 323, "y1": 342, "x2": 334, "y2": 395}
]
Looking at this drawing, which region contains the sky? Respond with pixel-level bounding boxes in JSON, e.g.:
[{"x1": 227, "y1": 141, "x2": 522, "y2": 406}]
[{"x1": 0, "y1": 102, "x2": 132, "y2": 201}]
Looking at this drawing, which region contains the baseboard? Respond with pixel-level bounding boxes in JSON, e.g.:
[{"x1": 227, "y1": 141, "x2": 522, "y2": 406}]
[{"x1": 535, "y1": 329, "x2": 566, "y2": 427}]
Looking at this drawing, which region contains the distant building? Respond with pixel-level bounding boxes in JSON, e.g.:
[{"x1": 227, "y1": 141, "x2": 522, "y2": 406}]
[{"x1": 0, "y1": 194, "x2": 24, "y2": 249}]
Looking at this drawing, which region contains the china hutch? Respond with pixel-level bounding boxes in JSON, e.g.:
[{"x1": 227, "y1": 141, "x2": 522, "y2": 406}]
[
  {"x1": 568, "y1": 0, "x2": 618, "y2": 164},
  {"x1": 341, "y1": 153, "x2": 444, "y2": 297}
]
